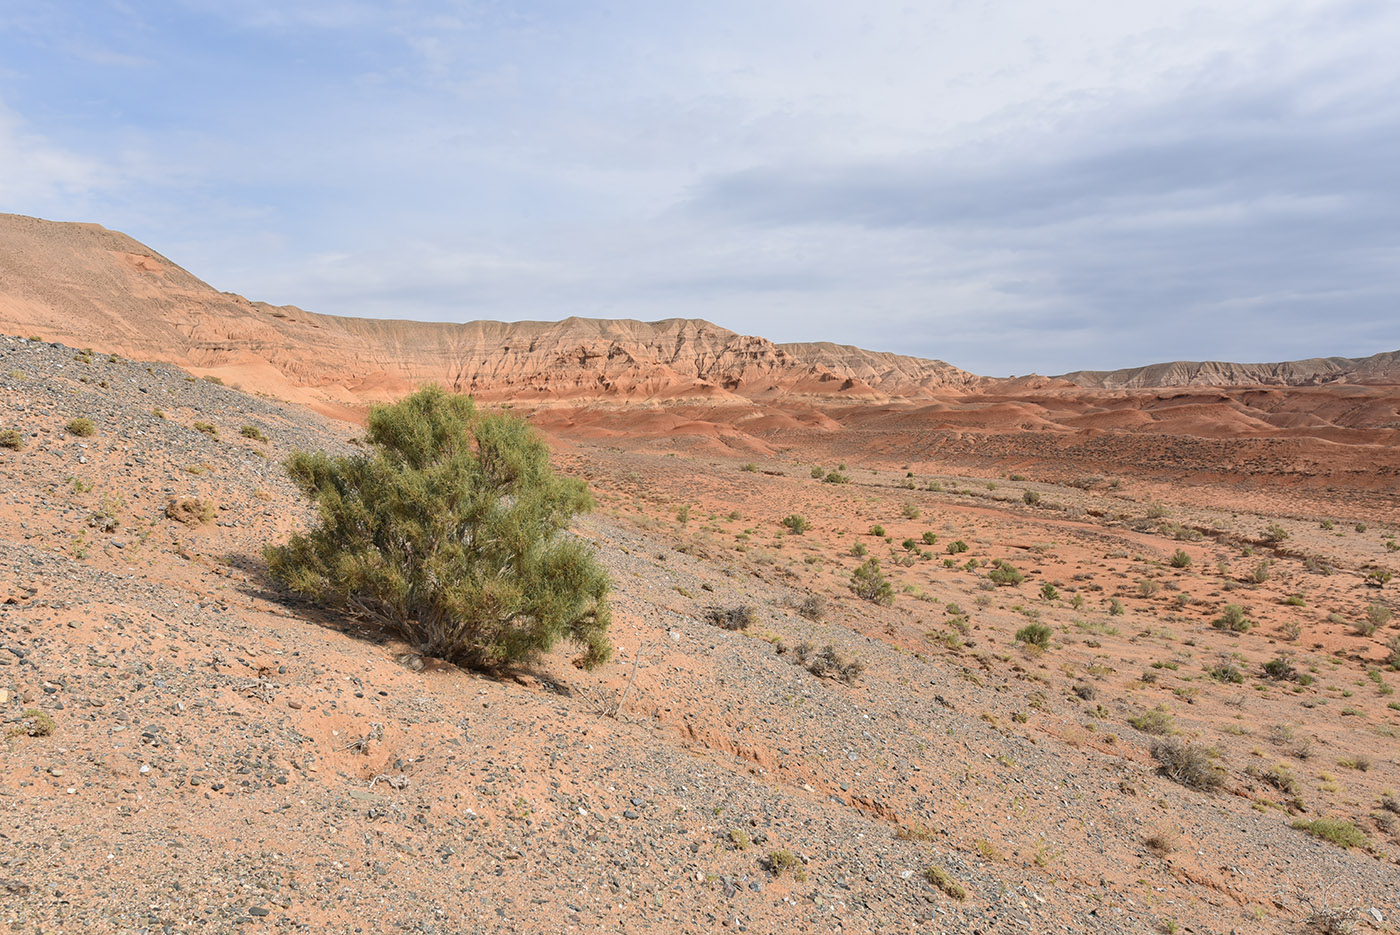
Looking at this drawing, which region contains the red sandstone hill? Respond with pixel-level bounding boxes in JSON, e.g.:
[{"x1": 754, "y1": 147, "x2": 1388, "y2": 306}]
[{"x1": 0, "y1": 213, "x2": 982, "y2": 414}]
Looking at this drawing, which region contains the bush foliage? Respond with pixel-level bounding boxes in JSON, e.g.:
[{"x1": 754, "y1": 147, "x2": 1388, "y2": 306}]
[{"x1": 265, "y1": 385, "x2": 611, "y2": 672}]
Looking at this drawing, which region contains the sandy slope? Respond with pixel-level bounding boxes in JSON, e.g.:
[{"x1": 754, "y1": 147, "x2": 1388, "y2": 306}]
[{"x1": 3, "y1": 336, "x2": 1398, "y2": 934}]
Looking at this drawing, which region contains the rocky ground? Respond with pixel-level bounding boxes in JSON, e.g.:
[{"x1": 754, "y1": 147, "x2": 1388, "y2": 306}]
[{"x1": 2, "y1": 335, "x2": 1398, "y2": 934}]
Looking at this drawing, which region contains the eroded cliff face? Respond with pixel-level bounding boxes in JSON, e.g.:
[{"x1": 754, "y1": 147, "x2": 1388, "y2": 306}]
[
  {"x1": 1057, "y1": 352, "x2": 1400, "y2": 389},
  {"x1": 0, "y1": 213, "x2": 982, "y2": 409}
]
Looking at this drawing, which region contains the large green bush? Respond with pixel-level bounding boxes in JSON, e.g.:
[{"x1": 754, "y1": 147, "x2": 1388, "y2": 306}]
[{"x1": 265, "y1": 385, "x2": 611, "y2": 672}]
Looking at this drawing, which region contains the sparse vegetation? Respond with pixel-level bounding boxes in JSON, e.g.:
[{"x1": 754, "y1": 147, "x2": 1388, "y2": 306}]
[
  {"x1": 192, "y1": 421, "x2": 218, "y2": 437},
  {"x1": 945, "y1": 539, "x2": 969, "y2": 555},
  {"x1": 706, "y1": 605, "x2": 758, "y2": 631},
  {"x1": 165, "y1": 497, "x2": 216, "y2": 525},
  {"x1": 923, "y1": 865, "x2": 967, "y2": 900},
  {"x1": 781, "y1": 514, "x2": 810, "y2": 534},
  {"x1": 264, "y1": 385, "x2": 612, "y2": 672},
  {"x1": 850, "y1": 558, "x2": 894, "y2": 605},
  {"x1": 1212, "y1": 604, "x2": 1253, "y2": 632},
  {"x1": 765, "y1": 850, "x2": 806, "y2": 880},
  {"x1": 66, "y1": 417, "x2": 95, "y2": 437},
  {"x1": 796, "y1": 593, "x2": 828, "y2": 622},
  {"x1": 1289, "y1": 817, "x2": 1367, "y2": 849},
  {"x1": 1130, "y1": 707, "x2": 1176, "y2": 735},
  {"x1": 6, "y1": 709, "x2": 56, "y2": 738},
  {"x1": 1015, "y1": 622, "x2": 1052, "y2": 648},
  {"x1": 780, "y1": 640, "x2": 865, "y2": 684},
  {"x1": 0, "y1": 429, "x2": 23, "y2": 450},
  {"x1": 240, "y1": 425, "x2": 268, "y2": 442},
  {"x1": 1151, "y1": 738, "x2": 1224, "y2": 791},
  {"x1": 987, "y1": 560, "x2": 1023, "y2": 587},
  {"x1": 1169, "y1": 549, "x2": 1191, "y2": 568}
]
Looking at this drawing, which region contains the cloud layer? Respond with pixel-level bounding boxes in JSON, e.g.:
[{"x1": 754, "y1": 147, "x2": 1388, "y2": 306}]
[{"x1": 1, "y1": 0, "x2": 1396, "y2": 373}]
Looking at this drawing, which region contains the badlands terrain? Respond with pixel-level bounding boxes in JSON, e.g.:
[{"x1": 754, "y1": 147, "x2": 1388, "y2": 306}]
[{"x1": 1, "y1": 214, "x2": 1399, "y2": 933}]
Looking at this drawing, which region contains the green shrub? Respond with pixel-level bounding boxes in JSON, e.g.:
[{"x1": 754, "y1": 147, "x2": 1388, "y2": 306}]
[
  {"x1": 945, "y1": 539, "x2": 969, "y2": 555},
  {"x1": 850, "y1": 542, "x2": 868, "y2": 557},
  {"x1": 1366, "y1": 602, "x2": 1392, "y2": 630},
  {"x1": 240, "y1": 425, "x2": 268, "y2": 442},
  {"x1": 1016, "y1": 622, "x2": 1053, "y2": 647},
  {"x1": 1109, "y1": 598, "x2": 1125, "y2": 616},
  {"x1": 1130, "y1": 707, "x2": 1176, "y2": 735},
  {"x1": 869, "y1": 524, "x2": 885, "y2": 537},
  {"x1": 1262, "y1": 654, "x2": 1298, "y2": 681},
  {"x1": 66, "y1": 417, "x2": 95, "y2": 437},
  {"x1": 988, "y1": 560, "x2": 1023, "y2": 587},
  {"x1": 265, "y1": 385, "x2": 611, "y2": 672},
  {"x1": 193, "y1": 421, "x2": 218, "y2": 438},
  {"x1": 1169, "y1": 549, "x2": 1191, "y2": 568},
  {"x1": 1022, "y1": 489, "x2": 1041, "y2": 506},
  {"x1": 1262, "y1": 523, "x2": 1289, "y2": 543},
  {"x1": 850, "y1": 558, "x2": 894, "y2": 606},
  {"x1": 921, "y1": 531, "x2": 937, "y2": 545},
  {"x1": 1039, "y1": 583, "x2": 1058, "y2": 601},
  {"x1": 0, "y1": 429, "x2": 23, "y2": 450},
  {"x1": 823, "y1": 470, "x2": 849, "y2": 484},
  {"x1": 782, "y1": 514, "x2": 811, "y2": 534},
  {"x1": 1212, "y1": 604, "x2": 1252, "y2": 632},
  {"x1": 1290, "y1": 817, "x2": 1367, "y2": 848},
  {"x1": 741, "y1": 462, "x2": 760, "y2": 473},
  {"x1": 809, "y1": 466, "x2": 825, "y2": 478},
  {"x1": 902, "y1": 503, "x2": 921, "y2": 519}
]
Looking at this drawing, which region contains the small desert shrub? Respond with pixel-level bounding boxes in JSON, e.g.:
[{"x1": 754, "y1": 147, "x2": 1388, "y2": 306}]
[
  {"x1": 850, "y1": 542, "x2": 868, "y2": 557},
  {"x1": 1249, "y1": 560, "x2": 1271, "y2": 584},
  {"x1": 1169, "y1": 549, "x2": 1191, "y2": 568},
  {"x1": 740, "y1": 462, "x2": 760, "y2": 473},
  {"x1": 782, "y1": 640, "x2": 865, "y2": 683},
  {"x1": 901, "y1": 537, "x2": 918, "y2": 551},
  {"x1": 1151, "y1": 738, "x2": 1224, "y2": 791},
  {"x1": 165, "y1": 498, "x2": 216, "y2": 525},
  {"x1": 869, "y1": 524, "x2": 885, "y2": 537},
  {"x1": 1355, "y1": 522, "x2": 1367, "y2": 533},
  {"x1": 6, "y1": 709, "x2": 56, "y2": 738},
  {"x1": 66, "y1": 417, "x2": 95, "y2": 437},
  {"x1": 1289, "y1": 817, "x2": 1367, "y2": 848},
  {"x1": 1142, "y1": 823, "x2": 1180, "y2": 855},
  {"x1": 1386, "y1": 635, "x2": 1400, "y2": 669},
  {"x1": 1073, "y1": 682, "x2": 1097, "y2": 701},
  {"x1": 923, "y1": 865, "x2": 966, "y2": 900},
  {"x1": 1262, "y1": 654, "x2": 1298, "y2": 681},
  {"x1": 796, "y1": 593, "x2": 828, "y2": 622},
  {"x1": 1212, "y1": 604, "x2": 1253, "y2": 632},
  {"x1": 1365, "y1": 602, "x2": 1392, "y2": 630},
  {"x1": 0, "y1": 429, "x2": 23, "y2": 450},
  {"x1": 202, "y1": 374, "x2": 225, "y2": 385},
  {"x1": 264, "y1": 385, "x2": 611, "y2": 672},
  {"x1": 945, "y1": 539, "x2": 969, "y2": 555},
  {"x1": 706, "y1": 605, "x2": 758, "y2": 631},
  {"x1": 1262, "y1": 523, "x2": 1289, "y2": 543},
  {"x1": 987, "y1": 560, "x2": 1023, "y2": 587},
  {"x1": 902, "y1": 503, "x2": 921, "y2": 519},
  {"x1": 1130, "y1": 707, "x2": 1176, "y2": 735},
  {"x1": 850, "y1": 558, "x2": 894, "y2": 606},
  {"x1": 1040, "y1": 582, "x2": 1058, "y2": 601},
  {"x1": 193, "y1": 421, "x2": 218, "y2": 438},
  {"x1": 765, "y1": 850, "x2": 806, "y2": 880},
  {"x1": 240, "y1": 425, "x2": 268, "y2": 442},
  {"x1": 1209, "y1": 662, "x2": 1244, "y2": 683},
  {"x1": 782, "y1": 514, "x2": 810, "y2": 534},
  {"x1": 1015, "y1": 622, "x2": 1052, "y2": 648},
  {"x1": 921, "y1": 531, "x2": 937, "y2": 545},
  {"x1": 1137, "y1": 579, "x2": 1160, "y2": 598},
  {"x1": 823, "y1": 470, "x2": 849, "y2": 484},
  {"x1": 809, "y1": 466, "x2": 824, "y2": 478},
  {"x1": 1108, "y1": 597, "x2": 1125, "y2": 616}
]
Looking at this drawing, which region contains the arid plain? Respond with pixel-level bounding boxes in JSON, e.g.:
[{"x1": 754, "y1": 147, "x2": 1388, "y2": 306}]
[{"x1": 2, "y1": 214, "x2": 1399, "y2": 933}]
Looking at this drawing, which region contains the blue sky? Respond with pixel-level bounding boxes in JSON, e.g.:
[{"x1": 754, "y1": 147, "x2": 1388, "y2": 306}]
[{"x1": 1, "y1": 1, "x2": 1396, "y2": 374}]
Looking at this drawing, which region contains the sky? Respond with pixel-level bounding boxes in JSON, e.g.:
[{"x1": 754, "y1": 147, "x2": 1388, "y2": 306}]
[{"x1": 1, "y1": 1, "x2": 1396, "y2": 375}]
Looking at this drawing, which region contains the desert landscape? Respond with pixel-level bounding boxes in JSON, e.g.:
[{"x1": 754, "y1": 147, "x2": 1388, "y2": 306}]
[{"x1": 1, "y1": 214, "x2": 1398, "y2": 933}]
